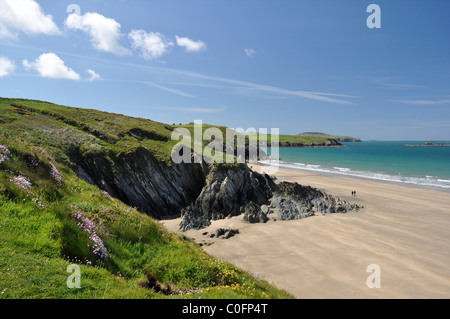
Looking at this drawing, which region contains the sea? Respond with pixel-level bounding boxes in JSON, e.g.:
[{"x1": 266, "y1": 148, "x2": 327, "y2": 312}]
[{"x1": 261, "y1": 141, "x2": 450, "y2": 191}]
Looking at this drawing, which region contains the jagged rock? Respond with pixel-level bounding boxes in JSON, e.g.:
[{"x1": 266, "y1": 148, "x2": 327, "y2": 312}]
[
  {"x1": 179, "y1": 164, "x2": 275, "y2": 231},
  {"x1": 179, "y1": 204, "x2": 211, "y2": 231},
  {"x1": 271, "y1": 195, "x2": 314, "y2": 220},
  {"x1": 77, "y1": 151, "x2": 209, "y2": 219},
  {"x1": 209, "y1": 228, "x2": 240, "y2": 239},
  {"x1": 270, "y1": 182, "x2": 362, "y2": 220},
  {"x1": 243, "y1": 201, "x2": 269, "y2": 223},
  {"x1": 179, "y1": 165, "x2": 363, "y2": 230},
  {"x1": 224, "y1": 229, "x2": 239, "y2": 239}
]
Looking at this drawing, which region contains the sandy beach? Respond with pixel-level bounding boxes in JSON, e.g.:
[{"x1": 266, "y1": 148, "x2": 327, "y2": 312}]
[{"x1": 162, "y1": 163, "x2": 450, "y2": 299}]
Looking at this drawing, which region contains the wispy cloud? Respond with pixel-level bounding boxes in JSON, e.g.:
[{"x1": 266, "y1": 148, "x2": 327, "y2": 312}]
[
  {"x1": 391, "y1": 99, "x2": 450, "y2": 105},
  {"x1": 244, "y1": 48, "x2": 256, "y2": 58},
  {"x1": 129, "y1": 30, "x2": 173, "y2": 60},
  {"x1": 175, "y1": 36, "x2": 206, "y2": 52},
  {"x1": 124, "y1": 62, "x2": 356, "y2": 104},
  {"x1": 165, "y1": 69, "x2": 356, "y2": 104},
  {"x1": 145, "y1": 82, "x2": 195, "y2": 98},
  {"x1": 86, "y1": 69, "x2": 101, "y2": 82},
  {"x1": 302, "y1": 91, "x2": 359, "y2": 99}
]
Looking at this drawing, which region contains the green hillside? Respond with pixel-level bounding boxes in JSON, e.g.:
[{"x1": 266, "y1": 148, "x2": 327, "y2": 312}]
[
  {"x1": 0, "y1": 97, "x2": 292, "y2": 299},
  {"x1": 297, "y1": 132, "x2": 361, "y2": 143},
  {"x1": 249, "y1": 132, "x2": 361, "y2": 147}
]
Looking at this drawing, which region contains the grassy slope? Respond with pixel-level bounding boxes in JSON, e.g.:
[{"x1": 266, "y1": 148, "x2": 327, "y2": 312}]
[
  {"x1": 0, "y1": 98, "x2": 292, "y2": 299},
  {"x1": 297, "y1": 132, "x2": 361, "y2": 142}
]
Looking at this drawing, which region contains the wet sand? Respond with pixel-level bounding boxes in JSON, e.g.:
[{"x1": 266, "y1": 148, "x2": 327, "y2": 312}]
[{"x1": 162, "y1": 163, "x2": 450, "y2": 298}]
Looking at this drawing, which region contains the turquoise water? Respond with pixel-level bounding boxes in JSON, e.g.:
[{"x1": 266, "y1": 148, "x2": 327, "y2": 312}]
[{"x1": 263, "y1": 141, "x2": 450, "y2": 190}]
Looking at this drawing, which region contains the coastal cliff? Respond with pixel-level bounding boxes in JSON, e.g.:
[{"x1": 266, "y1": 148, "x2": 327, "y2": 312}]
[
  {"x1": 76, "y1": 150, "x2": 209, "y2": 219},
  {"x1": 0, "y1": 97, "x2": 294, "y2": 299},
  {"x1": 1, "y1": 98, "x2": 361, "y2": 228}
]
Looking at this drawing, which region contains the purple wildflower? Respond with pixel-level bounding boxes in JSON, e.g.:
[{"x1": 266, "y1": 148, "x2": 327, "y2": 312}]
[
  {"x1": 70, "y1": 209, "x2": 108, "y2": 260},
  {"x1": 50, "y1": 163, "x2": 63, "y2": 183},
  {"x1": 0, "y1": 144, "x2": 10, "y2": 164},
  {"x1": 10, "y1": 175, "x2": 32, "y2": 190}
]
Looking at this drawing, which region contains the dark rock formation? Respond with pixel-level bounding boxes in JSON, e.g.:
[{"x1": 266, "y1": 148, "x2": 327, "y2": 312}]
[
  {"x1": 179, "y1": 164, "x2": 275, "y2": 231},
  {"x1": 76, "y1": 149, "x2": 208, "y2": 219},
  {"x1": 243, "y1": 201, "x2": 269, "y2": 223},
  {"x1": 208, "y1": 228, "x2": 240, "y2": 239},
  {"x1": 180, "y1": 168, "x2": 363, "y2": 231},
  {"x1": 270, "y1": 182, "x2": 361, "y2": 220}
]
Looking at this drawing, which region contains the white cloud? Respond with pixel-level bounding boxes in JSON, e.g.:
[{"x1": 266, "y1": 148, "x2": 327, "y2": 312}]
[
  {"x1": 0, "y1": 0, "x2": 60, "y2": 38},
  {"x1": 129, "y1": 30, "x2": 173, "y2": 60},
  {"x1": 23, "y1": 53, "x2": 80, "y2": 80},
  {"x1": 175, "y1": 36, "x2": 206, "y2": 52},
  {"x1": 87, "y1": 69, "x2": 101, "y2": 81},
  {"x1": 244, "y1": 48, "x2": 256, "y2": 58},
  {"x1": 65, "y1": 12, "x2": 131, "y2": 56},
  {"x1": 0, "y1": 56, "x2": 15, "y2": 77}
]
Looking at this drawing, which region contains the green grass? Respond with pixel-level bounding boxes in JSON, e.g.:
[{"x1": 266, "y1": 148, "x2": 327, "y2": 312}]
[
  {"x1": 250, "y1": 132, "x2": 360, "y2": 146},
  {"x1": 0, "y1": 97, "x2": 293, "y2": 299}
]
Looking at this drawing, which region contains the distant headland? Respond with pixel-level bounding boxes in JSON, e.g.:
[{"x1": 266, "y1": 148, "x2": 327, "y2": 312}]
[{"x1": 252, "y1": 132, "x2": 361, "y2": 148}]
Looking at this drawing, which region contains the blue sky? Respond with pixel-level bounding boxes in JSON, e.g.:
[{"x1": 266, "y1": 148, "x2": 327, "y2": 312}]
[{"x1": 0, "y1": 0, "x2": 449, "y2": 140}]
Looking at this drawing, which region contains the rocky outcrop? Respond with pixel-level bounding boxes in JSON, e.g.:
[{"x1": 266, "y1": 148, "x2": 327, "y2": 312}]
[
  {"x1": 179, "y1": 164, "x2": 275, "y2": 231},
  {"x1": 77, "y1": 149, "x2": 209, "y2": 219},
  {"x1": 270, "y1": 182, "x2": 361, "y2": 220},
  {"x1": 208, "y1": 228, "x2": 240, "y2": 239},
  {"x1": 179, "y1": 165, "x2": 363, "y2": 231},
  {"x1": 242, "y1": 201, "x2": 269, "y2": 223}
]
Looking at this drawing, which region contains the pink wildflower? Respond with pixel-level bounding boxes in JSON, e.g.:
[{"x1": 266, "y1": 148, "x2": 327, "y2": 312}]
[
  {"x1": 10, "y1": 175, "x2": 32, "y2": 190},
  {"x1": 0, "y1": 145, "x2": 10, "y2": 164},
  {"x1": 50, "y1": 163, "x2": 63, "y2": 183},
  {"x1": 70, "y1": 209, "x2": 108, "y2": 260}
]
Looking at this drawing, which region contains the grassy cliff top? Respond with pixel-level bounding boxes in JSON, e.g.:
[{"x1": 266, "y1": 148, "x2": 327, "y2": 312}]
[
  {"x1": 297, "y1": 132, "x2": 361, "y2": 142},
  {"x1": 0, "y1": 97, "x2": 292, "y2": 299},
  {"x1": 249, "y1": 132, "x2": 361, "y2": 146}
]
